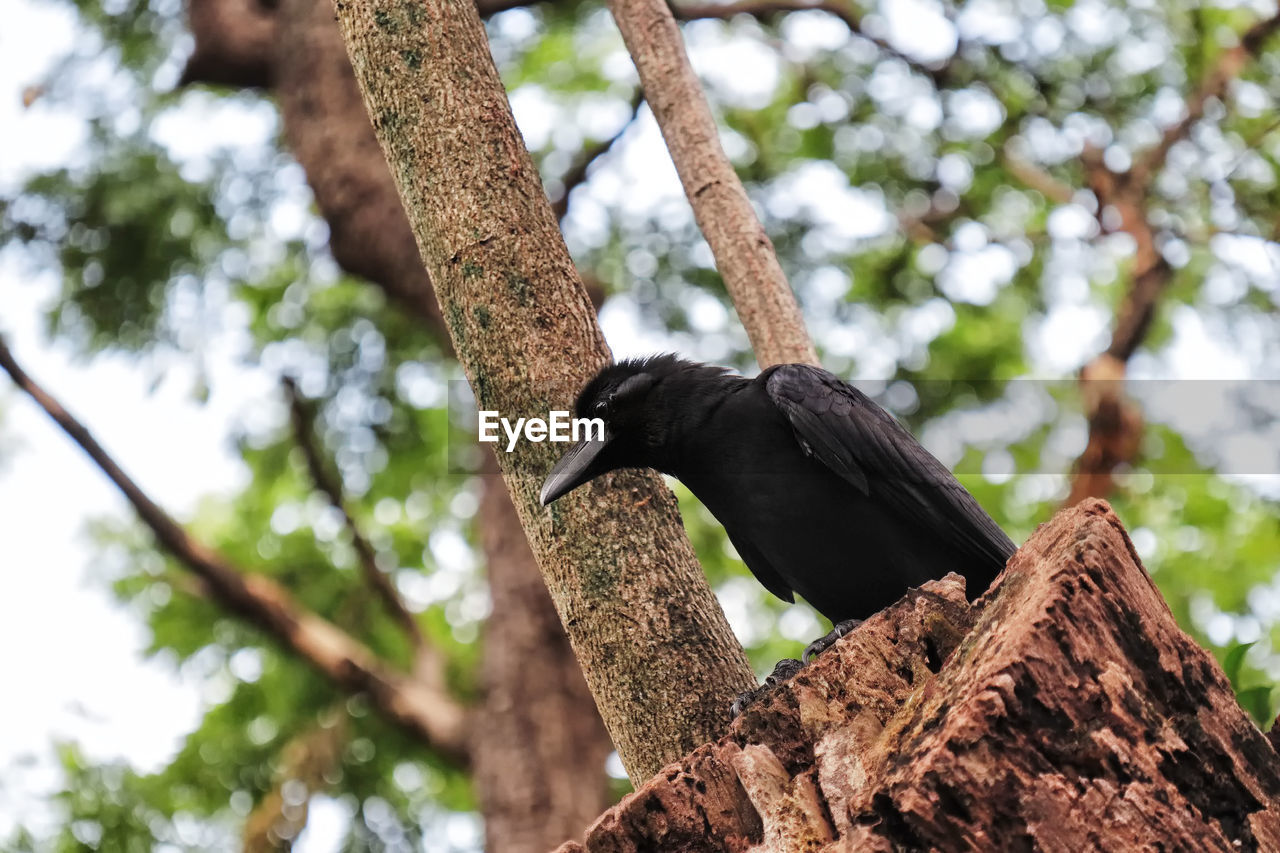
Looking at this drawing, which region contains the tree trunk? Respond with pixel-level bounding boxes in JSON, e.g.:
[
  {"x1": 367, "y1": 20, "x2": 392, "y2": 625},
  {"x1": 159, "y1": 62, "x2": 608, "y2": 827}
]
[
  {"x1": 557, "y1": 500, "x2": 1280, "y2": 851},
  {"x1": 332, "y1": 0, "x2": 756, "y2": 783},
  {"x1": 474, "y1": 452, "x2": 614, "y2": 852}
]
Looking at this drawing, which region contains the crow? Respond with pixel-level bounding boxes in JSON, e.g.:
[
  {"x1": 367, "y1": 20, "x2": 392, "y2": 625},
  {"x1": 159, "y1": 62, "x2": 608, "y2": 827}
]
[{"x1": 540, "y1": 355, "x2": 1016, "y2": 666}]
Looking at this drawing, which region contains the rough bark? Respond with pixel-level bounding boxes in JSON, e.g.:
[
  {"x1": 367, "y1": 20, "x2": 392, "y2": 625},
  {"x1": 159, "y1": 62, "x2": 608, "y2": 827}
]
[
  {"x1": 557, "y1": 500, "x2": 1280, "y2": 852},
  {"x1": 333, "y1": 0, "x2": 756, "y2": 782},
  {"x1": 609, "y1": 0, "x2": 816, "y2": 368},
  {"x1": 474, "y1": 452, "x2": 614, "y2": 852}
]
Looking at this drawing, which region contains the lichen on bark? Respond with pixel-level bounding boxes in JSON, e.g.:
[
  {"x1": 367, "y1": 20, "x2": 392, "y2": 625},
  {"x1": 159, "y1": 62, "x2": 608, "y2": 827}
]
[{"x1": 331, "y1": 0, "x2": 756, "y2": 782}]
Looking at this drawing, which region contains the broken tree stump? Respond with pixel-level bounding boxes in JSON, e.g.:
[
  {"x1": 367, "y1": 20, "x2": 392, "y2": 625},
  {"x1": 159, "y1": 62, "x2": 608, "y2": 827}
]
[{"x1": 555, "y1": 499, "x2": 1280, "y2": 852}]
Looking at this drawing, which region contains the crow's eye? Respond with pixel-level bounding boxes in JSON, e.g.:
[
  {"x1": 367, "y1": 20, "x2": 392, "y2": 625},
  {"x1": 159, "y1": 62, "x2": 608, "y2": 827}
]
[{"x1": 595, "y1": 390, "x2": 620, "y2": 415}]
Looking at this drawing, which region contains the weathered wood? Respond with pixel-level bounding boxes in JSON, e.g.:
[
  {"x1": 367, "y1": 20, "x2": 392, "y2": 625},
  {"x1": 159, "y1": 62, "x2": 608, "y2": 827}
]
[{"x1": 557, "y1": 500, "x2": 1280, "y2": 852}]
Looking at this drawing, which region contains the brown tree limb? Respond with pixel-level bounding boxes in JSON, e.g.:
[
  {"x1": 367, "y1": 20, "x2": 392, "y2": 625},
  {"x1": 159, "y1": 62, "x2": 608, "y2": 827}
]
[
  {"x1": 557, "y1": 501, "x2": 1280, "y2": 851},
  {"x1": 551, "y1": 91, "x2": 644, "y2": 222},
  {"x1": 1129, "y1": 11, "x2": 1280, "y2": 192},
  {"x1": 1000, "y1": 151, "x2": 1075, "y2": 205},
  {"x1": 1063, "y1": 151, "x2": 1163, "y2": 506},
  {"x1": 610, "y1": 0, "x2": 818, "y2": 367},
  {"x1": 280, "y1": 377, "x2": 459, "y2": 692},
  {"x1": 1065, "y1": 12, "x2": 1280, "y2": 507},
  {"x1": 0, "y1": 335, "x2": 471, "y2": 765},
  {"x1": 180, "y1": 0, "x2": 279, "y2": 88},
  {"x1": 334, "y1": 0, "x2": 755, "y2": 783}
]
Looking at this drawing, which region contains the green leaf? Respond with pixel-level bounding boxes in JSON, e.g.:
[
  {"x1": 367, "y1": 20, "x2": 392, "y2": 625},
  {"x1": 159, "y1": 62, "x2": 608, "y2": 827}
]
[
  {"x1": 1223, "y1": 642, "x2": 1256, "y2": 690},
  {"x1": 1236, "y1": 686, "x2": 1275, "y2": 727}
]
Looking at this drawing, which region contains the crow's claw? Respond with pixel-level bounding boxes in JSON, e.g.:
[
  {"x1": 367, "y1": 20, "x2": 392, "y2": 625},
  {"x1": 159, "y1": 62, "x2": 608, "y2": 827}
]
[
  {"x1": 729, "y1": 657, "x2": 804, "y2": 718},
  {"x1": 802, "y1": 618, "x2": 863, "y2": 663}
]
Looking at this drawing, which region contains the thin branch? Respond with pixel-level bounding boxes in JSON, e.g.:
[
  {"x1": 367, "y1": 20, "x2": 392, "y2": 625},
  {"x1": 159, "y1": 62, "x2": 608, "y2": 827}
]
[
  {"x1": 1063, "y1": 151, "x2": 1164, "y2": 506},
  {"x1": 1129, "y1": 11, "x2": 1280, "y2": 190},
  {"x1": 1098, "y1": 15, "x2": 1279, "y2": 355},
  {"x1": 552, "y1": 91, "x2": 645, "y2": 222},
  {"x1": 611, "y1": 0, "x2": 818, "y2": 367},
  {"x1": 281, "y1": 378, "x2": 453, "y2": 694},
  {"x1": 1000, "y1": 152, "x2": 1075, "y2": 205},
  {"x1": 0, "y1": 336, "x2": 470, "y2": 764},
  {"x1": 243, "y1": 710, "x2": 347, "y2": 851}
]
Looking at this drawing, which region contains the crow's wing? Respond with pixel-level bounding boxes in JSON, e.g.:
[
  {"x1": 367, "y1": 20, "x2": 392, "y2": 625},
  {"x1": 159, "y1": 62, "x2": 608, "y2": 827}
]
[{"x1": 764, "y1": 364, "x2": 1016, "y2": 567}]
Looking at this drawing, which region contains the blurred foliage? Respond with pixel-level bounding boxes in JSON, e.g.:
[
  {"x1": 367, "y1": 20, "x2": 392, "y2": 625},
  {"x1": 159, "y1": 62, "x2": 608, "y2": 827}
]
[
  {"x1": 3, "y1": 0, "x2": 1280, "y2": 847},
  {"x1": 2, "y1": 141, "x2": 228, "y2": 352}
]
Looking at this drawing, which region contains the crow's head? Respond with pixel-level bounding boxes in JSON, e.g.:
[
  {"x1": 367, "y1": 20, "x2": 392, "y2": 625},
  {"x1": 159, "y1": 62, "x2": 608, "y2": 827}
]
[{"x1": 539, "y1": 354, "x2": 716, "y2": 505}]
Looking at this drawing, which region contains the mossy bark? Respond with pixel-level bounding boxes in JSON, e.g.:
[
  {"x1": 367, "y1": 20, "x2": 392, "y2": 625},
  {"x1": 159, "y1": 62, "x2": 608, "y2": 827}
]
[{"x1": 332, "y1": 0, "x2": 756, "y2": 782}]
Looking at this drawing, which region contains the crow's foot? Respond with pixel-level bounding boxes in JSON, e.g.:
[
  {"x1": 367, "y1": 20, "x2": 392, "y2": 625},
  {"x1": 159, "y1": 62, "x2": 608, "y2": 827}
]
[
  {"x1": 802, "y1": 618, "x2": 863, "y2": 663},
  {"x1": 729, "y1": 657, "x2": 804, "y2": 718}
]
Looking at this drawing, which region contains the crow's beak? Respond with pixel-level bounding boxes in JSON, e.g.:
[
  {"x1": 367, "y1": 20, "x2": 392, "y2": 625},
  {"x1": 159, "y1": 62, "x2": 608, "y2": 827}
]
[{"x1": 540, "y1": 431, "x2": 612, "y2": 506}]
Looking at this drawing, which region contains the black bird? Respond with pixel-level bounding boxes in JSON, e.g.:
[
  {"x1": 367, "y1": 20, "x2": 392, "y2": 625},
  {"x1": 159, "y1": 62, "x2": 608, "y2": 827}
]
[{"x1": 540, "y1": 355, "x2": 1015, "y2": 654}]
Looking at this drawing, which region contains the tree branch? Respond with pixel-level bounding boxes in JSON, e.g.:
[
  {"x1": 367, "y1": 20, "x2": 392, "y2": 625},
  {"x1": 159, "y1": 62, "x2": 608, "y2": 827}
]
[
  {"x1": 1129, "y1": 11, "x2": 1280, "y2": 191},
  {"x1": 1065, "y1": 12, "x2": 1280, "y2": 507},
  {"x1": 180, "y1": 0, "x2": 279, "y2": 88},
  {"x1": 611, "y1": 0, "x2": 817, "y2": 367},
  {"x1": 1000, "y1": 152, "x2": 1076, "y2": 205},
  {"x1": 281, "y1": 377, "x2": 455, "y2": 695},
  {"x1": 243, "y1": 711, "x2": 347, "y2": 851},
  {"x1": 0, "y1": 336, "x2": 470, "y2": 765},
  {"x1": 551, "y1": 91, "x2": 644, "y2": 222}
]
